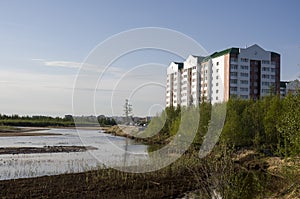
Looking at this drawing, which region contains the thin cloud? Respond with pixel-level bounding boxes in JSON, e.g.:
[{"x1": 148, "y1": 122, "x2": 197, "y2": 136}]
[
  {"x1": 31, "y1": 58, "x2": 45, "y2": 61},
  {"x1": 32, "y1": 59, "x2": 124, "y2": 75},
  {"x1": 44, "y1": 61, "x2": 84, "y2": 69}
]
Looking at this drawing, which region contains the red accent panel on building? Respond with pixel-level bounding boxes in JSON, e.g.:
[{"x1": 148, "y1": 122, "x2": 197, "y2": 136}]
[{"x1": 271, "y1": 53, "x2": 281, "y2": 95}]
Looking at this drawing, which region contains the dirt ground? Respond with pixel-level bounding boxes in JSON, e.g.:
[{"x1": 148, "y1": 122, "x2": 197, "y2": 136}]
[
  {"x1": 0, "y1": 166, "x2": 199, "y2": 199},
  {"x1": 0, "y1": 127, "x2": 60, "y2": 137},
  {"x1": 0, "y1": 146, "x2": 97, "y2": 155}
]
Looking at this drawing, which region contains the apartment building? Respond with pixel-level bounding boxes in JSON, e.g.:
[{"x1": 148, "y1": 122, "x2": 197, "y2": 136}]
[
  {"x1": 166, "y1": 44, "x2": 281, "y2": 107},
  {"x1": 166, "y1": 56, "x2": 203, "y2": 107}
]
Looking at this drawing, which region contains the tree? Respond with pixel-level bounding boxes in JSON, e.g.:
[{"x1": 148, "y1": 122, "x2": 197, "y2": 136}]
[
  {"x1": 123, "y1": 99, "x2": 133, "y2": 125},
  {"x1": 277, "y1": 93, "x2": 300, "y2": 157}
]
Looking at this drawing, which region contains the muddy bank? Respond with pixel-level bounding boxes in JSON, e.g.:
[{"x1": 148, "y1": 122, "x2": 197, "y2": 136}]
[
  {"x1": 0, "y1": 126, "x2": 110, "y2": 137},
  {"x1": 0, "y1": 127, "x2": 60, "y2": 137},
  {"x1": 0, "y1": 146, "x2": 97, "y2": 155},
  {"x1": 0, "y1": 132, "x2": 61, "y2": 137}
]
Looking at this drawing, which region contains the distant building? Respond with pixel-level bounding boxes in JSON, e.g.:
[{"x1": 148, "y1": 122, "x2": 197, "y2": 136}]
[
  {"x1": 286, "y1": 79, "x2": 300, "y2": 95},
  {"x1": 280, "y1": 81, "x2": 289, "y2": 97},
  {"x1": 166, "y1": 44, "x2": 280, "y2": 106},
  {"x1": 64, "y1": 115, "x2": 73, "y2": 120},
  {"x1": 280, "y1": 80, "x2": 300, "y2": 97}
]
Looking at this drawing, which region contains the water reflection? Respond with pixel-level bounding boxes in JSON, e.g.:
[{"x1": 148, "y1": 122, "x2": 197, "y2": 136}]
[{"x1": 0, "y1": 128, "x2": 148, "y2": 180}]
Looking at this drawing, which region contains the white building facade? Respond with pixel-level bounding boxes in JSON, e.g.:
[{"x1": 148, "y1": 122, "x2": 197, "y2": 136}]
[{"x1": 166, "y1": 44, "x2": 281, "y2": 107}]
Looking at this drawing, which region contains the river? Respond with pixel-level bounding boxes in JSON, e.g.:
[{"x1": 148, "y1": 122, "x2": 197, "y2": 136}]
[{"x1": 0, "y1": 128, "x2": 148, "y2": 180}]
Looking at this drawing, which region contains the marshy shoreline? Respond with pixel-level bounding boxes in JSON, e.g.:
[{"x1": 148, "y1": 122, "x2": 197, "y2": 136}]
[
  {"x1": 0, "y1": 145, "x2": 97, "y2": 155},
  {"x1": 0, "y1": 148, "x2": 298, "y2": 198},
  {"x1": 0, "y1": 125, "x2": 299, "y2": 198}
]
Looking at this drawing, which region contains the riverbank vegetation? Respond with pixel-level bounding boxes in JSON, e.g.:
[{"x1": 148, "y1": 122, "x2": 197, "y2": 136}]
[
  {"x1": 0, "y1": 115, "x2": 117, "y2": 127},
  {"x1": 134, "y1": 93, "x2": 300, "y2": 197},
  {"x1": 143, "y1": 93, "x2": 300, "y2": 158},
  {"x1": 0, "y1": 115, "x2": 75, "y2": 127},
  {"x1": 96, "y1": 94, "x2": 300, "y2": 197}
]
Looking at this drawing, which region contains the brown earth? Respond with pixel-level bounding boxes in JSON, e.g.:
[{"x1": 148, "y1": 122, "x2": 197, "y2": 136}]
[
  {"x1": 0, "y1": 127, "x2": 61, "y2": 137},
  {"x1": 0, "y1": 146, "x2": 97, "y2": 155}
]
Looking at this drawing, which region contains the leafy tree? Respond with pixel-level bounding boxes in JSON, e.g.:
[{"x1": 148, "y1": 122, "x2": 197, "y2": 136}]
[
  {"x1": 263, "y1": 96, "x2": 282, "y2": 152},
  {"x1": 123, "y1": 99, "x2": 133, "y2": 124},
  {"x1": 277, "y1": 93, "x2": 300, "y2": 157}
]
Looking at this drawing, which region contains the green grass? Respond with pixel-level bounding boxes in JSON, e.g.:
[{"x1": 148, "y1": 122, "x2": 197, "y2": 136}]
[{"x1": 0, "y1": 125, "x2": 20, "y2": 132}]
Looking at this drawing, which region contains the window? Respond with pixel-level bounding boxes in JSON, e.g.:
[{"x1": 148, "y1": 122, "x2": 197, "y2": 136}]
[
  {"x1": 230, "y1": 72, "x2": 238, "y2": 77},
  {"x1": 262, "y1": 89, "x2": 270, "y2": 93},
  {"x1": 241, "y1": 58, "x2": 249, "y2": 62},
  {"x1": 230, "y1": 58, "x2": 238, "y2": 62},
  {"x1": 230, "y1": 79, "x2": 238, "y2": 84},
  {"x1": 262, "y1": 82, "x2": 269, "y2": 86},
  {"x1": 230, "y1": 64, "x2": 238, "y2": 70},
  {"x1": 262, "y1": 60, "x2": 270, "y2": 64},
  {"x1": 230, "y1": 87, "x2": 238, "y2": 91},
  {"x1": 216, "y1": 62, "x2": 219, "y2": 66},
  {"x1": 241, "y1": 95, "x2": 248, "y2": 99},
  {"x1": 271, "y1": 68, "x2": 275, "y2": 72},
  {"x1": 240, "y1": 80, "x2": 248, "y2": 84},
  {"x1": 240, "y1": 72, "x2": 248, "y2": 77},
  {"x1": 262, "y1": 74, "x2": 270, "y2": 79},
  {"x1": 240, "y1": 87, "x2": 248, "y2": 92},
  {"x1": 216, "y1": 97, "x2": 219, "y2": 100},
  {"x1": 216, "y1": 90, "x2": 219, "y2": 94},
  {"x1": 216, "y1": 69, "x2": 219, "y2": 73},
  {"x1": 216, "y1": 83, "x2": 219, "y2": 86},
  {"x1": 216, "y1": 76, "x2": 219, "y2": 80},
  {"x1": 240, "y1": 65, "x2": 249, "y2": 70},
  {"x1": 262, "y1": 67, "x2": 270, "y2": 72},
  {"x1": 271, "y1": 75, "x2": 275, "y2": 79}
]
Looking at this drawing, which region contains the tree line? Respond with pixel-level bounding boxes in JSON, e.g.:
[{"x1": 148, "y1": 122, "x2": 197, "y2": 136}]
[
  {"x1": 144, "y1": 93, "x2": 300, "y2": 157},
  {"x1": 0, "y1": 114, "x2": 75, "y2": 127}
]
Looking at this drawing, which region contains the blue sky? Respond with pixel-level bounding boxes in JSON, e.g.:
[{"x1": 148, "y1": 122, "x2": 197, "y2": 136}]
[{"x1": 0, "y1": 0, "x2": 299, "y2": 116}]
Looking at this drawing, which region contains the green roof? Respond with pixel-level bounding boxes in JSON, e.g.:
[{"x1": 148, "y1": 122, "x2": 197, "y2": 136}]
[
  {"x1": 202, "y1": 47, "x2": 239, "y2": 62},
  {"x1": 174, "y1": 62, "x2": 183, "y2": 70}
]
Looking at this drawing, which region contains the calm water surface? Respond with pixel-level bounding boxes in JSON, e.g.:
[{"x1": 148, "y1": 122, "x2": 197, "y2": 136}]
[{"x1": 0, "y1": 128, "x2": 148, "y2": 180}]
